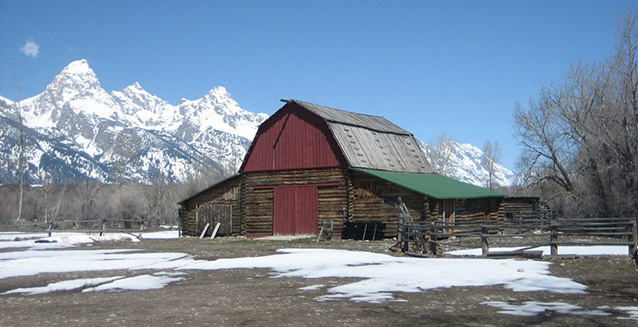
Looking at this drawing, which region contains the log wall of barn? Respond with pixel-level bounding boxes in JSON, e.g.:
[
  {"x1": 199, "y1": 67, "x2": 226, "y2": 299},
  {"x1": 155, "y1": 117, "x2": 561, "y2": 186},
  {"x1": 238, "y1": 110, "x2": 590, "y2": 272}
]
[
  {"x1": 179, "y1": 176, "x2": 242, "y2": 237},
  {"x1": 242, "y1": 168, "x2": 348, "y2": 236},
  {"x1": 453, "y1": 198, "x2": 504, "y2": 223},
  {"x1": 425, "y1": 198, "x2": 504, "y2": 223},
  {"x1": 349, "y1": 171, "x2": 426, "y2": 237},
  {"x1": 503, "y1": 197, "x2": 539, "y2": 219}
]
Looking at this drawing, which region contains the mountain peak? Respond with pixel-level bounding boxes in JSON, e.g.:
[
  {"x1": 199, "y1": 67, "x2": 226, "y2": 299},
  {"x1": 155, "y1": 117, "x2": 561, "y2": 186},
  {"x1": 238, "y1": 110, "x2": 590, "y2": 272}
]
[
  {"x1": 208, "y1": 86, "x2": 228, "y2": 95},
  {"x1": 123, "y1": 81, "x2": 146, "y2": 93},
  {"x1": 61, "y1": 59, "x2": 93, "y2": 76}
]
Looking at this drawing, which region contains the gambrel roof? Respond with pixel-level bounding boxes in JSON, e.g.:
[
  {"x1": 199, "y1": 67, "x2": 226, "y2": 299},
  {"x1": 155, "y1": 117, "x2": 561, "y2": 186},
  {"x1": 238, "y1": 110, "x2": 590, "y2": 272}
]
[{"x1": 288, "y1": 100, "x2": 431, "y2": 173}]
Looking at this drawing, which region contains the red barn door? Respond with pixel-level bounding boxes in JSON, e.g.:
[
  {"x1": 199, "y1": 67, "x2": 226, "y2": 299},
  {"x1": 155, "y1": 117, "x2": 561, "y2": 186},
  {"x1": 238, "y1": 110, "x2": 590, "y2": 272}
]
[{"x1": 273, "y1": 185, "x2": 318, "y2": 235}]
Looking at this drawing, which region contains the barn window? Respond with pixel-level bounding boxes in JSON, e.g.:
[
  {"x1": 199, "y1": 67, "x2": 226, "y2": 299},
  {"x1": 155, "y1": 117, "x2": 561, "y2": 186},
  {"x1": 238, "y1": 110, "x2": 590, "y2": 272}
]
[{"x1": 383, "y1": 197, "x2": 396, "y2": 208}]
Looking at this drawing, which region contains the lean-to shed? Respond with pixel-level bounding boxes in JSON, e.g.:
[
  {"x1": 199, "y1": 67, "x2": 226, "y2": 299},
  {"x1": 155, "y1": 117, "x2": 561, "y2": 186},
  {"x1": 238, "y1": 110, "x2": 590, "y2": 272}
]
[{"x1": 179, "y1": 100, "x2": 505, "y2": 238}]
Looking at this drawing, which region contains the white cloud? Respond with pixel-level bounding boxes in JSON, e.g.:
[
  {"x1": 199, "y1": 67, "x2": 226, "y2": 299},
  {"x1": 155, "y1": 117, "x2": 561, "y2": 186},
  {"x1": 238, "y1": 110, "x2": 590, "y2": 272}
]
[{"x1": 20, "y1": 40, "x2": 39, "y2": 58}]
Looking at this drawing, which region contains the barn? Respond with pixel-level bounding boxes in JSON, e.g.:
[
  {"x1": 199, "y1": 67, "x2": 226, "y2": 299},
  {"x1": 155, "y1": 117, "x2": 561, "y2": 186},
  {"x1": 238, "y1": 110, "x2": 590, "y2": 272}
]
[{"x1": 178, "y1": 99, "x2": 505, "y2": 238}]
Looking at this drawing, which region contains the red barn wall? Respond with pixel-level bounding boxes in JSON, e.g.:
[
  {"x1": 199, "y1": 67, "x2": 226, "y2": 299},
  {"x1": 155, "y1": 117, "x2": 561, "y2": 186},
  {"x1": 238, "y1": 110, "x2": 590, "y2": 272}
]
[{"x1": 241, "y1": 103, "x2": 347, "y2": 172}]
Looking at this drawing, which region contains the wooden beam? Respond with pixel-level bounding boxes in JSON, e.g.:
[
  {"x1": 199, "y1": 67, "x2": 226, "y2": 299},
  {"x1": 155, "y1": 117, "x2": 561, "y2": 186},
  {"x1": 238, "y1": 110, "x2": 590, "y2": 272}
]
[{"x1": 199, "y1": 223, "x2": 210, "y2": 239}]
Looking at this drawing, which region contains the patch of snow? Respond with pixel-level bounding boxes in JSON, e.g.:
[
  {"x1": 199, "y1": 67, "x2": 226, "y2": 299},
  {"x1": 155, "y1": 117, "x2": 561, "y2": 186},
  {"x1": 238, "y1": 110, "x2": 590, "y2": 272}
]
[
  {"x1": 82, "y1": 273, "x2": 184, "y2": 292},
  {"x1": 180, "y1": 248, "x2": 587, "y2": 302},
  {"x1": 0, "y1": 232, "x2": 139, "y2": 250},
  {"x1": 447, "y1": 245, "x2": 630, "y2": 257},
  {"x1": 141, "y1": 230, "x2": 180, "y2": 239},
  {"x1": 482, "y1": 301, "x2": 611, "y2": 317},
  {"x1": 0, "y1": 249, "x2": 192, "y2": 279},
  {"x1": 615, "y1": 306, "x2": 638, "y2": 320},
  {"x1": 0, "y1": 232, "x2": 49, "y2": 241},
  {"x1": 2, "y1": 276, "x2": 124, "y2": 295},
  {"x1": 299, "y1": 284, "x2": 326, "y2": 291}
]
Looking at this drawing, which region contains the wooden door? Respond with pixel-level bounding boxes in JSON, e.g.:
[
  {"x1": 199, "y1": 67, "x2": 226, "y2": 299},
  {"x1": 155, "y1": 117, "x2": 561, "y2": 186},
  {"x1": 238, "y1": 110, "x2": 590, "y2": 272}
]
[
  {"x1": 196, "y1": 203, "x2": 233, "y2": 236},
  {"x1": 273, "y1": 186, "x2": 318, "y2": 235},
  {"x1": 443, "y1": 200, "x2": 455, "y2": 233},
  {"x1": 443, "y1": 200, "x2": 455, "y2": 223}
]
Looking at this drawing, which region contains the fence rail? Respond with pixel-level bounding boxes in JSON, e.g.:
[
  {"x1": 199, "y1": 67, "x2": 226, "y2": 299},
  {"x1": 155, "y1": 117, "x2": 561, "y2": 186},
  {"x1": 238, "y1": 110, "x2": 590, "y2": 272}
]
[
  {"x1": 0, "y1": 219, "x2": 145, "y2": 239},
  {"x1": 394, "y1": 217, "x2": 638, "y2": 257}
]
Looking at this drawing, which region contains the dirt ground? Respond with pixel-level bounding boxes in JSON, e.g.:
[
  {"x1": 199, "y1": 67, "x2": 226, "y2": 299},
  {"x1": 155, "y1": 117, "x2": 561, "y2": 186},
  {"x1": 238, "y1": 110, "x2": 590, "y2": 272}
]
[{"x1": 1, "y1": 236, "x2": 638, "y2": 327}]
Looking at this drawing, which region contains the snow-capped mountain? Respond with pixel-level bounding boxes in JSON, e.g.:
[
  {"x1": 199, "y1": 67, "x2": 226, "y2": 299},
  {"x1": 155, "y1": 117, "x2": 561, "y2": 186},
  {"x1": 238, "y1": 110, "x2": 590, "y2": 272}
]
[
  {"x1": 420, "y1": 140, "x2": 515, "y2": 187},
  {"x1": 0, "y1": 59, "x2": 514, "y2": 186},
  {"x1": 0, "y1": 59, "x2": 267, "y2": 184}
]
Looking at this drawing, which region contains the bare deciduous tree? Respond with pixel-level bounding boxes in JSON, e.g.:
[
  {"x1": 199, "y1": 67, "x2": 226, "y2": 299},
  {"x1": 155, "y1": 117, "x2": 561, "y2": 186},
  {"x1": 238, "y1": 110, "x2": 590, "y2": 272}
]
[
  {"x1": 427, "y1": 133, "x2": 456, "y2": 177},
  {"x1": 515, "y1": 10, "x2": 638, "y2": 217},
  {"x1": 13, "y1": 86, "x2": 26, "y2": 223},
  {"x1": 482, "y1": 141, "x2": 501, "y2": 190}
]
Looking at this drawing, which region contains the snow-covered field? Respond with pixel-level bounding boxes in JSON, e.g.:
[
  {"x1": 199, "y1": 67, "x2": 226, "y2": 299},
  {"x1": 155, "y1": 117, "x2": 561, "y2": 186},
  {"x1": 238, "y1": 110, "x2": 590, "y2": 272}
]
[
  {"x1": 1, "y1": 231, "x2": 636, "y2": 320},
  {"x1": 447, "y1": 245, "x2": 632, "y2": 257}
]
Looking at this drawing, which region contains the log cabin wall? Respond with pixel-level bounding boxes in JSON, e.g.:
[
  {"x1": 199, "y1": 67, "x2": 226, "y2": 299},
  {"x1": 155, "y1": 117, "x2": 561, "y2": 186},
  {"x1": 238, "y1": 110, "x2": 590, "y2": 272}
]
[
  {"x1": 451, "y1": 198, "x2": 504, "y2": 223},
  {"x1": 242, "y1": 168, "x2": 348, "y2": 236},
  {"x1": 179, "y1": 176, "x2": 242, "y2": 236},
  {"x1": 424, "y1": 196, "x2": 504, "y2": 224},
  {"x1": 503, "y1": 197, "x2": 540, "y2": 219},
  {"x1": 349, "y1": 170, "x2": 426, "y2": 237}
]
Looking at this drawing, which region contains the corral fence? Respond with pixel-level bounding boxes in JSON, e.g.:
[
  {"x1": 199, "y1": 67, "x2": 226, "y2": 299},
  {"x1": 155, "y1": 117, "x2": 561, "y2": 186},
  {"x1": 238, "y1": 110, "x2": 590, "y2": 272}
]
[
  {"x1": 0, "y1": 219, "x2": 146, "y2": 239},
  {"x1": 394, "y1": 217, "x2": 638, "y2": 257}
]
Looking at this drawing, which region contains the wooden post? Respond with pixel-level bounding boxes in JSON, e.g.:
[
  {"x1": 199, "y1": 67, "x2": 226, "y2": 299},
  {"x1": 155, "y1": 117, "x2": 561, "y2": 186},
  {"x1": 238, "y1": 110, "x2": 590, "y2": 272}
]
[
  {"x1": 210, "y1": 222, "x2": 221, "y2": 240},
  {"x1": 362, "y1": 223, "x2": 368, "y2": 241},
  {"x1": 138, "y1": 220, "x2": 144, "y2": 239},
  {"x1": 372, "y1": 223, "x2": 378, "y2": 241},
  {"x1": 329, "y1": 219, "x2": 334, "y2": 240},
  {"x1": 481, "y1": 223, "x2": 489, "y2": 257},
  {"x1": 629, "y1": 218, "x2": 637, "y2": 256},
  {"x1": 429, "y1": 221, "x2": 437, "y2": 257},
  {"x1": 48, "y1": 221, "x2": 53, "y2": 237},
  {"x1": 397, "y1": 218, "x2": 403, "y2": 248},
  {"x1": 550, "y1": 222, "x2": 558, "y2": 256},
  {"x1": 401, "y1": 223, "x2": 409, "y2": 253},
  {"x1": 199, "y1": 223, "x2": 210, "y2": 239},
  {"x1": 100, "y1": 219, "x2": 106, "y2": 236},
  {"x1": 316, "y1": 225, "x2": 325, "y2": 243}
]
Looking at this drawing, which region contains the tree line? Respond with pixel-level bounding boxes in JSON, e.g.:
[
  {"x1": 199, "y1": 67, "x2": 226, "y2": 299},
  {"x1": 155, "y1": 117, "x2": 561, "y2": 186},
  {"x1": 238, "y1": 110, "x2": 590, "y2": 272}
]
[
  {"x1": 514, "y1": 10, "x2": 638, "y2": 218},
  {"x1": 0, "y1": 167, "x2": 230, "y2": 227}
]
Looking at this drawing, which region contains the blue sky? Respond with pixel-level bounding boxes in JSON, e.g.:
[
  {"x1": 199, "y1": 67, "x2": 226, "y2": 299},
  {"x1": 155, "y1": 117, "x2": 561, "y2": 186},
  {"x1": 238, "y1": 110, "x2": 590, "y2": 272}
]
[{"x1": 1, "y1": 0, "x2": 636, "y2": 170}]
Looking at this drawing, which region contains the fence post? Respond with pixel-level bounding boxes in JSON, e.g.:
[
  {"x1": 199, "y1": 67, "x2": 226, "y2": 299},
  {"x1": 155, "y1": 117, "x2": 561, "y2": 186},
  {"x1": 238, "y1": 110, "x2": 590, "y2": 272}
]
[
  {"x1": 330, "y1": 219, "x2": 334, "y2": 240},
  {"x1": 401, "y1": 223, "x2": 409, "y2": 253},
  {"x1": 430, "y1": 222, "x2": 438, "y2": 257},
  {"x1": 138, "y1": 219, "x2": 144, "y2": 239},
  {"x1": 629, "y1": 217, "x2": 637, "y2": 256},
  {"x1": 481, "y1": 222, "x2": 489, "y2": 257},
  {"x1": 48, "y1": 221, "x2": 53, "y2": 237},
  {"x1": 100, "y1": 219, "x2": 106, "y2": 236},
  {"x1": 550, "y1": 221, "x2": 558, "y2": 256}
]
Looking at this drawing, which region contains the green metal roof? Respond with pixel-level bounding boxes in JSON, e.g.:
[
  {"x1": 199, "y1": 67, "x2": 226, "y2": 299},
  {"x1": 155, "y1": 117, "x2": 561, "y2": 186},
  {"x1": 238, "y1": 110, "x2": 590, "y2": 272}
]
[{"x1": 351, "y1": 167, "x2": 505, "y2": 200}]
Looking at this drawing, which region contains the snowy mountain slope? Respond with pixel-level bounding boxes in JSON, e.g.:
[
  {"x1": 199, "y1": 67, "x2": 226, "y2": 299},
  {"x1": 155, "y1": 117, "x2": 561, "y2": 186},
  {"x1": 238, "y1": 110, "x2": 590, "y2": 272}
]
[
  {"x1": 420, "y1": 140, "x2": 515, "y2": 187},
  {"x1": 0, "y1": 59, "x2": 266, "y2": 184}
]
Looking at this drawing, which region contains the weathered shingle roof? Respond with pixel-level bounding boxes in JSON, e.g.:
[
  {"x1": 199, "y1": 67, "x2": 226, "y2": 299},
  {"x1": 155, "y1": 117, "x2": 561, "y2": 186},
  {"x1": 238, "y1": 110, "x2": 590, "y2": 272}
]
[
  {"x1": 291, "y1": 100, "x2": 410, "y2": 134},
  {"x1": 289, "y1": 100, "x2": 431, "y2": 173}
]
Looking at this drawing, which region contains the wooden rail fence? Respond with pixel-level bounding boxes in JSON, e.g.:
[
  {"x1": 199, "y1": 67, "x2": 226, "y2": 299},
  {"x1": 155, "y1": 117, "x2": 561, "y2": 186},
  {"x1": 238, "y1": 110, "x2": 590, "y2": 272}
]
[
  {"x1": 0, "y1": 219, "x2": 146, "y2": 239},
  {"x1": 394, "y1": 217, "x2": 638, "y2": 257}
]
